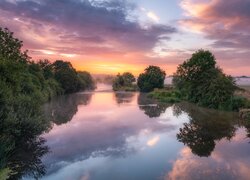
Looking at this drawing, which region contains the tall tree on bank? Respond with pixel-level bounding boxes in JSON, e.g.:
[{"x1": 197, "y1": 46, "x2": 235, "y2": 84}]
[
  {"x1": 137, "y1": 66, "x2": 166, "y2": 92},
  {"x1": 173, "y1": 49, "x2": 236, "y2": 110}
]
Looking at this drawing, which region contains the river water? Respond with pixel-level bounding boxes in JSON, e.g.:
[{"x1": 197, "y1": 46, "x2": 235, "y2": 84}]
[{"x1": 21, "y1": 83, "x2": 250, "y2": 180}]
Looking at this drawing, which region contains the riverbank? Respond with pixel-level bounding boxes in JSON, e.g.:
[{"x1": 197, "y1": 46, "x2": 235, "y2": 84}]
[{"x1": 148, "y1": 86, "x2": 250, "y2": 113}]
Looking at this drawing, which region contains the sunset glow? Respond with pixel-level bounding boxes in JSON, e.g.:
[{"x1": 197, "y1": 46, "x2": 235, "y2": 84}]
[{"x1": 0, "y1": 0, "x2": 249, "y2": 75}]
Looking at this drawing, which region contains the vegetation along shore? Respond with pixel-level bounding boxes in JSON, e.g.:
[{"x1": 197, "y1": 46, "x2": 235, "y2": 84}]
[{"x1": 112, "y1": 50, "x2": 250, "y2": 116}]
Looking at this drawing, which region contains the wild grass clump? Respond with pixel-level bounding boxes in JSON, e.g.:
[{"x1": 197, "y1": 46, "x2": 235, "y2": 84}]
[{"x1": 148, "y1": 88, "x2": 182, "y2": 103}]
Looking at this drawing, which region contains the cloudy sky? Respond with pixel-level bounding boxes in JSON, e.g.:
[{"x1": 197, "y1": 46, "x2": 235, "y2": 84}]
[{"x1": 0, "y1": 0, "x2": 249, "y2": 75}]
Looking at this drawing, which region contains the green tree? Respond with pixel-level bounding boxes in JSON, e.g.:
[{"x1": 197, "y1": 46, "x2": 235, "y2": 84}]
[
  {"x1": 137, "y1": 66, "x2": 166, "y2": 92},
  {"x1": 37, "y1": 59, "x2": 54, "y2": 80},
  {"x1": 0, "y1": 27, "x2": 29, "y2": 63},
  {"x1": 112, "y1": 72, "x2": 136, "y2": 91},
  {"x1": 78, "y1": 71, "x2": 96, "y2": 90},
  {"x1": 173, "y1": 50, "x2": 236, "y2": 110},
  {"x1": 52, "y1": 60, "x2": 80, "y2": 93},
  {"x1": 122, "y1": 72, "x2": 136, "y2": 86}
]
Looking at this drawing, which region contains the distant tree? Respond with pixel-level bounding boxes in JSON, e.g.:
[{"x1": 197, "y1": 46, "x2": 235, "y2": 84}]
[
  {"x1": 112, "y1": 72, "x2": 136, "y2": 91},
  {"x1": 78, "y1": 71, "x2": 96, "y2": 90},
  {"x1": 112, "y1": 73, "x2": 125, "y2": 90},
  {"x1": 173, "y1": 49, "x2": 236, "y2": 109},
  {"x1": 137, "y1": 66, "x2": 166, "y2": 92},
  {"x1": 122, "y1": 72, "x2": 136, "y2": 86}
]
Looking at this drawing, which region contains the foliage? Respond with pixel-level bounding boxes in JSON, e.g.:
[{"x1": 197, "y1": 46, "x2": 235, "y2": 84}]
[
  {"x1": 52, "y1": 60, "x2": 81, "y2": 93},
  {"x1": 173, "y1": 50, "x2": 237, "y2": 110},
  {"x1": 122, "y1": 72, "x2": 136, "y2": 86},
  {"x1": 112, "y1": 72, "x2": 136, "y2": 91},
  {"x1": 148, "y1": 88, "x2": 182, "y2": 103},
  {"x1": 231, "y1": 96, "x2": 250, "y2": 111},
  {"x1": 0, "y1": 27, "x2": 29, "y2": 63},
  {"x1": 137, "y1": 66, "x2": 166, "y2": 92},
  {"x1": 0, "y1": 168, "x2": 11, "y2": 180},
  {"x1": 0, "y1": 27, "x2": 95, "y2": 179},
  {"x1": 78, "y1": 71, "x2": 96, "y2": 90}
]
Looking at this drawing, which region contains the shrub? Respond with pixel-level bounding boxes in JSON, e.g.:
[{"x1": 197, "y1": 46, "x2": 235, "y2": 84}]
[
  {"x1": 137, "y1": 66, "x2": 166, "y2": 92},
  {"x1": 173, "y1": 50, "x2": 237, "y2": 110}
]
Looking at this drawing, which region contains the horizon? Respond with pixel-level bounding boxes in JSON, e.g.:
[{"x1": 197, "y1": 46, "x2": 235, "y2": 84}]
[{"x1": 0, "y1": 0, "x2": 249, "y2": 76}]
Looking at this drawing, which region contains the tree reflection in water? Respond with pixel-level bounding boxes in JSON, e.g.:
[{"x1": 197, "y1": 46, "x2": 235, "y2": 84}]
[
  {"x1": 4, "y1": 138, "x2": 49, "y2": 180},
  {"x1": 137, "y1": 93, "x2": 170, "y2": 118},
  {"x1": 113, "y1": 92, "x2": 135, "y2": 105},
  {"x1": 0, "y1": 109, "x2": 51, "y2": 179},
  {"x1": 175, "y1": 102, "x2": 237, "y2": 157},
  {"x1": 43, "y1": 93, "x2": 92, "y2": 125},
  {"x1": 1, "y1": 93, "x2": 92, "y2": 179}
]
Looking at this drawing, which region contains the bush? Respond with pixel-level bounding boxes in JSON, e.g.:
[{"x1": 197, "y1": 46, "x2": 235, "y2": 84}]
[
  {"x1": 173, "y1": 50, "x2": 237, "y2": 110},
  {"x1": 148, "y1": 89, "x2": 182, "y2": 103},
  {"x1": 137, "y1": 66, "x2": 166, "y2": 92},
  {"x1": 231, "y1": 96, "x2": 250, "y2": 111},
  {"x1": 78, "y1": 71, "x2": 96, "y2": 90},
  {"x1": 112, "y1": 72, "x2": 136, "y2": 91}
]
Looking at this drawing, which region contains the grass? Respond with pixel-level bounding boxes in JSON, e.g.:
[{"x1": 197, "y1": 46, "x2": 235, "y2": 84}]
[
  {"x1": 149, "y1": 86, "x2": 250, "y2": 111},
  {"x1": 148, "y1": 88, "x2": 182, "y2": 103},
  {"x1": 113, "y1": 84, "x2": 138, "y2": 92}
]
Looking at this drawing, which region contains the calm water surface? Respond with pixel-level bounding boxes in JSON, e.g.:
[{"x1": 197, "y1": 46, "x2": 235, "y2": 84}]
[{"x1": 24, "y1": 84, "x2": 250, "y2": 180}]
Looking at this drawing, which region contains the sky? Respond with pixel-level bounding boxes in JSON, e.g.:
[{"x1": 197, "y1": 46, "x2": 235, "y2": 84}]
[{"x1": 0, "y1": 0, "x2": 249, "y2": 76}]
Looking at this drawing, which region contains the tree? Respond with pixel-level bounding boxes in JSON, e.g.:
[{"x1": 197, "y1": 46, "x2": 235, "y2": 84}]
[
  {"x1": 137, "y1": 66, "x2": 166, "y2": 92},
  {"x1": 0, "y1": 27, "x2": 29, "y2": 63},
  {"x1": 173, "y1": 50, "x2": 236, "y2": 110},
  {"x1": 112, "y1": 72, "x2": 136, "y2": 91},
  {"x1": 52, "y1": 60, "x2": 80, "y2": 93},
  {"x1": 37, "y1": 59, "x2": 54, "y2": 80},
  {"x1": 78, "y1": 71, "x2": 96, "y2": 90},
  {"x1": 122, "y1": 72, "x2": 136, "y2": 86}
]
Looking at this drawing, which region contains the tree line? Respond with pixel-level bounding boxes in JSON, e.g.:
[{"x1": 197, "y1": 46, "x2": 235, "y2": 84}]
[
  {"x1": 0, "y1": 27, "x2": 95, "y2": 178},
  {"x1": 0, "y1": 27, "x2": 95, "y2": 113},
  {"x1": 113, "y1": 50, "x2": 250, "y2": 111}
]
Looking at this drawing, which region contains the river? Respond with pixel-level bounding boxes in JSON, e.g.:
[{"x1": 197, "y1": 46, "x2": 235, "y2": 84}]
[{"x1": 18, "y1": 83, "x2": 250, "y2": 179}]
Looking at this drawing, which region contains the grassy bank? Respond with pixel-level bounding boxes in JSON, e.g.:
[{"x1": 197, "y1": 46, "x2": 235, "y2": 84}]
[
  {"x1": 148, "y1": 87, "x2": 182, "y2": 103},
  {"x1": 113, "y1": 84, "x2": 137, "y2": 92},
  {"x1": 148, "y1": 87, "x2": 250, "y2": 112}
]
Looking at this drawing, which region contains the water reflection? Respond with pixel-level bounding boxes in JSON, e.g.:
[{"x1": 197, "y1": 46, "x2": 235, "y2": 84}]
[
  {"x1": 9, "y1": 89, "x2": 250, "y2": 180},
  {"x1": 0, "y1": 108, "x2": 51, "y2": 179},
  {"x1": 113, "y1": 92, "x2": 135, "y2": 105},
  {"x1": 167, "y1": 128, "x2": 250, "y2": 180},
  {"x1": 5, "y1": 137, "x2": 49, "y2": 180},
  {"x1": 176, "y1": 103, "x2": 237, "y2": 157},
  {"x1": 41, "y1": 92, "x2": 179, "y2": 179},
  {"x1": 43, "y1": 93, "x2": 92, "y2": 125},
  {"x1": 137, "y1": 93, "x2": 171, "y2": 118},
  {"x1": 243, "y1": 120, "x2": 250, "y2": 140}
]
